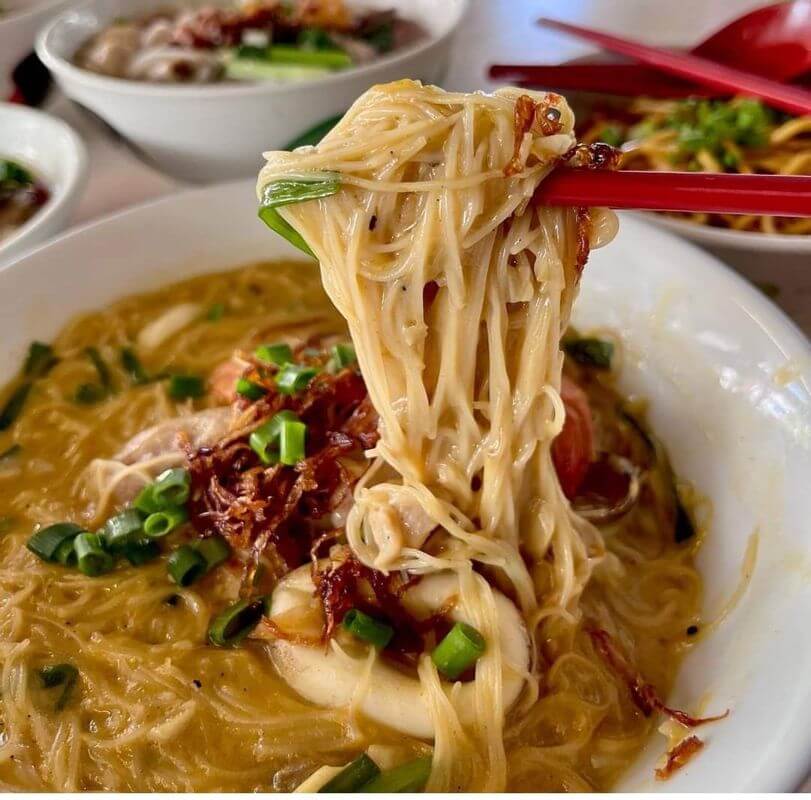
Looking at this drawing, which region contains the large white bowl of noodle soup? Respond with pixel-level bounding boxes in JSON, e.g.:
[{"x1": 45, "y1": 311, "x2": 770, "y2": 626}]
[
  {"x1": 0, "y1": 180, "x2": 810, "y2": 791},
  {"x1": 36, "y1": 0, "x2": 468, "y2": 183}
]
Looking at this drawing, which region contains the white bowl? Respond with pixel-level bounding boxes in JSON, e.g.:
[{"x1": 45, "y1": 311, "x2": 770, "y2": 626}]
[
  {"x1": 36, "y1": 0, "x2": 468, "y2": 182},
  {"x1": 0, "y1": 0, "x2": 74, "y2": 98},
  {"x1": 1, "y1": 183, "x2": 811, "y2": 790},
  {"x1": 0, "y1": 102, "x2": 87, "y2": 265}
]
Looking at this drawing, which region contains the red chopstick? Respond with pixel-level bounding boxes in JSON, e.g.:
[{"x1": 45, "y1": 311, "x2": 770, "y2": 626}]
[
  {"x1": 533, "y1": 170, "x2": 811, "y2": 217},
  {"x1": 489, "y1": 63, "x2": 716, "y2": 98},
  {"x1": 537, "y1": 17, "x2": 811, "y2": 116}
]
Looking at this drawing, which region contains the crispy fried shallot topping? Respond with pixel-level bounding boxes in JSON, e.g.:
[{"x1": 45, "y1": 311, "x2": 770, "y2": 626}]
[
  {"x1": 186, "y1": 354, "x2": 378, "y2": 584},
  {"x1": 655, "y1": 735, "x2": 704, "y2": 780},
  {"x1": 505, "y1": 93, "x2": 565, "y2": 176},
  {"x1": 589, "y1": 628, "x2": 729, "y2": 727}
]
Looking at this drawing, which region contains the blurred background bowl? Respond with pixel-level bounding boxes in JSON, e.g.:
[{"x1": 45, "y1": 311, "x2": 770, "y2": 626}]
[
  {"x1": 0, "y1": 102, "x2": 87, "y2": 265},
  {"x1": 37, "y1": 0, "x2": 469, "y2": 183},
  {"x1": 0, "y1": 0, "x2": 73, "y2": 98}
]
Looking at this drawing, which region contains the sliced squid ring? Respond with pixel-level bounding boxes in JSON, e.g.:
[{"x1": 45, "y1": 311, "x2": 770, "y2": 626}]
[{"x1": 266, "y1": 566, "x2": 530, "y2": 740}]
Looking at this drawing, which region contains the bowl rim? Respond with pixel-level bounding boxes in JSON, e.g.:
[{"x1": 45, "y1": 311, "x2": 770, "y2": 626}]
[
  {"x1": 0, "y1": 102, "x2": 88, "y2": 261},
  {"x1": 36, "y1": 0, "x2": 470, "y2": 99},
  {"x1": 632, "y1": 210, "x2": 811, "y2": 253}
]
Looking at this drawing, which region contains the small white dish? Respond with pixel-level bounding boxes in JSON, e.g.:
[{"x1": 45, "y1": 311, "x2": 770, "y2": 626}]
[
  {"x1": 1, "y1": 180, "x2": 809, "y2": 790},
  {"x1": 0, "y1": 0, "x2": 74, "y2": 98},
  {"x1": 37, "y1": 0, "x2": 469, "y2": 182},
  {"x1": 0, "y1": 102, "x2": 88, "y2": 265}
]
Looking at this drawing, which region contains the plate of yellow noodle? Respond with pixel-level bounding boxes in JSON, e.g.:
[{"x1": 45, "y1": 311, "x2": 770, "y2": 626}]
[
  {"x1": 578, "y1": 95, "x2": 811, "y2": 256},
  {"x1": 0, "y1": 83, "x2": 809, "y2": 793}
]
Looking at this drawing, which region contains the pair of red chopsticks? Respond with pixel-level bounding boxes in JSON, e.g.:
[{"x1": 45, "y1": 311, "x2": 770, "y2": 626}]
[{"x1": 510, "y1": 17, "x2": 811, "y2": 217}]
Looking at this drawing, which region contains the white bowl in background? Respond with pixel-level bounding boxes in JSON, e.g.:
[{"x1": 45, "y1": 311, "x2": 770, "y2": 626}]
[
  {"x1": 37, "y1": 0, "x2": 469, "y2": 182},
  {"x1": 1, "y1": 180, "x2": 810, "y2": 790},
  {"x1": 0, "y1": 0, "x2": 74, "y2": 98},
  {"x1": 0, "y1": 102, "x2": 87, "y2": 265}
]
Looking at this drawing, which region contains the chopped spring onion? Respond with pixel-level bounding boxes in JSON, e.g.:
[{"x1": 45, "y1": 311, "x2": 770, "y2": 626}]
[
  {"x1": 275, "y1": 363, "x2": 317, "y2": 395},
  {"x1": 563, "y1": 337, "x2": 614, "y2": 369},
  {"x1": 84, "y1": 346, "x2": 112, "y2": 389},
  {"x1": 120, "y1": 347, "x2": 150, "y2": 385},
  {"x1": 135, "y1": 468, "x2": 191, "y2": 514},
  {"x1": 168, "y1": 374, "x2": 205, "y2": 400},
  {"x1": 208, "y1": 596, "x2": 269, "y2": 647},
  {"x1": 342, "y1": 608, "x2": 393, "y2": 649},
  {"x1": 0, "y1": 159, "x2": 33, "y2": 187},
  {"x1": 431, "y1": 622, "x2": 486, "y2": 680},
  {"x1": 279, "y1": 417, "x2": 306, "y2": 465},
  {"x1": 23, "y1": 341, "x2": 57, "y2": 378},
  {"x1": 266, "y1": 44, "x2": 352, "y2": 68},
  {"x1": 236, "y1": 377, "x2": 267, "y2": 400},
  {"x1": 167, "y1": 545, "x2": 207, "y2": 586},
  {"x1": 206, "y1": 303, "x2": 225, "y2": 321},
  {"x1": 320, "y1": 754, "x2": 381, "y2": 793},
  {"x1": 192, "y1": 535, "x2": 231, "y2": 571},
  {"x1": 122, "y1": 540, "x2": 160, "y2": 566},
  {"x1": 329, "y1": 342, "x2": 356, "y2": 371},
  {"x1": 284, "y1": 113, "x2": 343, "y2": 150},
  {"x1": 38, "y1": 663, "x2": 79, "y2": 711},
  {"x1": 74, "y1": 533, "x2": 113, "y2": 577},
  {"x1": 258, "y1": 173, "x2": 341, "y2": 257},
  {"x1": 27, "y1": 522, "x2": 83, "y2": 563},
  {"x1": 54, "y1": 538, "x2": 78, "y2": 567},
  {"x1": 74, "y1": 383, "x2": 106, "y2": 404},
  {"x1": 360, "y1": 756, "x2": 432, "y2": 793},
  {"x1": 101, "y1": 509, "x2": 144, "y2": 550},
  {"x1": 249, "y1": 410, "x2": 299, "y2": 464},
  {"x1": 144, "y1": 506, "x2": 188, "y2": 539},
  {"x1": 255, "y1": 342, "x2": 293, "y2": 366},
  {"x1": 0, "y1": 383, "x2": 32, "y2": 430}
]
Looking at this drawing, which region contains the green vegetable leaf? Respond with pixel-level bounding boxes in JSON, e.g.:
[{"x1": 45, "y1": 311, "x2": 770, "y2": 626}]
[{"x1": 563, "y1": 337, "x2": 614, "y2": 369}]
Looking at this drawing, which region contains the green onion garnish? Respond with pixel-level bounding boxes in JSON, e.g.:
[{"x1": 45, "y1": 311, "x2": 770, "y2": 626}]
[
  {"x1": 38, "y1": 663, "x2": 79, "y2": 711},
  {"x1": 249, "y1": 410, "x2": 300, "y2": 464},
  {"x1": 101, "y1": 509, "x2": 144, "y2": 550},
  {"x1": 320, "y1": 754, "x2": 381, "y2": 793},
  {"x1": 120, "y1": 347, "x2": 149, "y2": 385},
  {"x1": 330, "y1": 342, "x2": 356, "y2": 371},
  {"x1": 236, "y1": 377, "x2": 267, "y2": 400},
  {"x1": 54, "y1": 538, "x2": 77, "y2": 567},
  {"x1": 0, "y1": 159, "x2": 34, "y2": 187},
  {"x1": 255, "y1": 342, "x2": 293, "y2": 366},
  {"x1": 563, "y1": 337, "x2": 614, "y2": 370},
  {"x1": 431, "y1": 622, "x2": 485, "y2": 680},
  {"x1": 135, "y1": 468, "x2": 191, "y2": 514},
  {"x1": 74, "y1": 533, "x2": 113, "y2": 577},
  {"x1": 279, "y1": 417, "x2": 306, "y2": 465},
  {"x1": 258, "y1": 173, "x2": 341, "y2": 257},
  {"x1": 342, "y1": 609, "x2": 393, "y2": 649},
  {"x1": 144, "y1": 506, "x2": 188, "y2": 538},
  {"x1": 0, "y1": 383, "x2": 32, "y2": 431},
  {"x1": 122, "y1": 540, "x2": 160, "y2": 566},
  {"x1": 206, "y1": 303, "x2": 226, "y2": 321},
  {"x1": 275, "y1": 363, "x2": 317, "y2": 395},
  {"x1": 359, "y1": 756, "x2": 432, "y2": 793},
  {"x1": 23, "y1": 342, "x2": 57, "y2": 378},
  {"x1": 168, "y1": 374, "x2": 205, "y2": 400},
  {"x1": 192, "y1": 535, "x2": 231, "y2": 571},
  {"x1": 167, "y1": 545, "x2": 207, "y2": 586},
  {"x1": 208, "y1": 596, "x2": 269, "y2": 647},
  {"x1": 27, "y1": 522, "x2": 83, "y2": 563}
]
